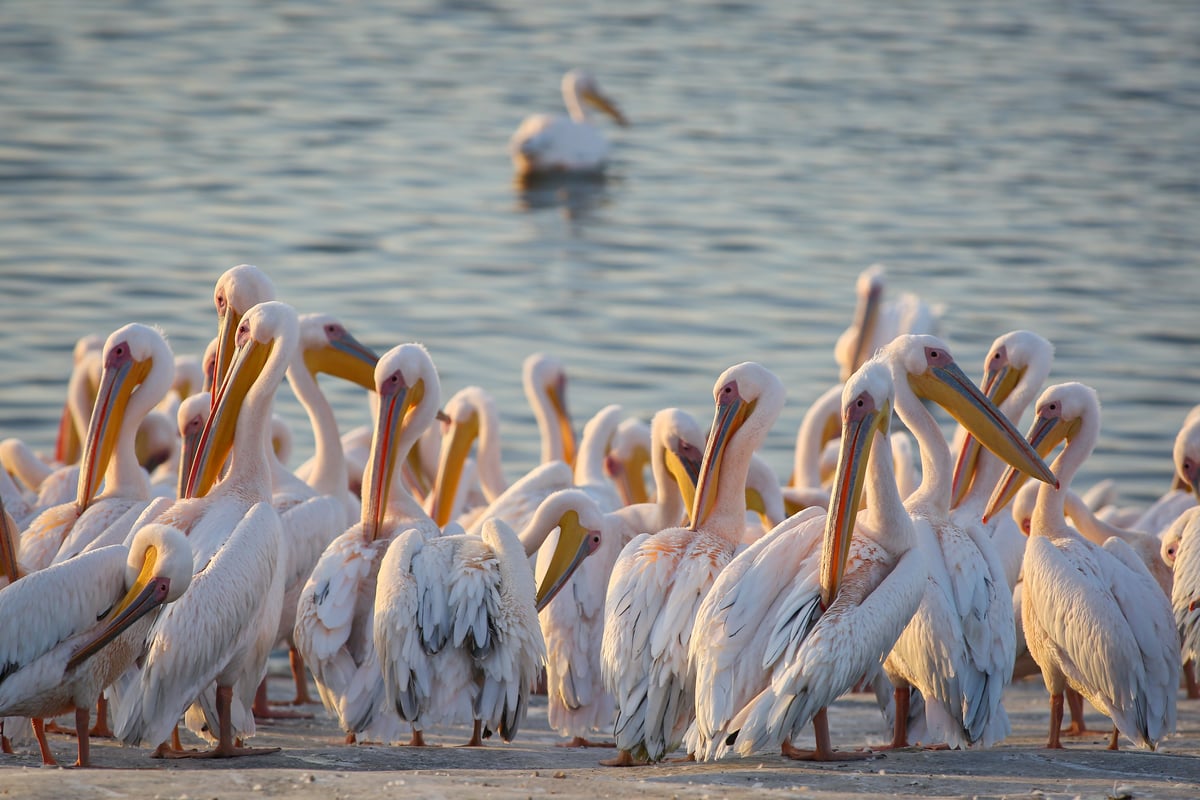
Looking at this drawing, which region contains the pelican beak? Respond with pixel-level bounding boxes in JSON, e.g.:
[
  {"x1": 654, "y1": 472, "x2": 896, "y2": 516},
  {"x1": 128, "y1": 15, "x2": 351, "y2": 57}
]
[
  {"x1": 211, "y1": 306, "x2": 242, "y2": 404},
  {"x1": 185, "y1": 335, "x2": 273, "y2": 499},
  {"x1": 363, "y1": 377, "x2": 425, "y2": 540},
  {"x1": 534, "y1": 510, "x2": 602, "y2": 612},
  {"x1": 950, "y1": 359, "x2": 1025, "y2": 508},
  {"x1": 76, "y1": 346, "x2": 154, "y2": 515},
  {"x1": 176, "y1": 416, "x2": 204, "y2": 501},
  {"x1": 984, "y1": 414, "x2": 1077, "y2": 523},
  {"x1": 54, "y1": 400, "x2": 82, "y2": 465},
  {"x1": 66, "y1": 548, "x2": 171, "y2": 671},
  {"x1": 820, "y1": 394, "x2": 889, "y2": 608},
  {"x1": 304, "y1": 330, "x2": 379, "y2": 389},
  {"x1": 0, "y1": 497, "x2": 20, "y2": 583},
  {"x1": 909, "y1": 359, "x2": 1056, "y2": 491},
  {"x1": 429, "y1": 410, "x2": 480, "y2": 528},
  {"x1": 583, "y1": 88, "x2": 629, "y2": 127},
  {"x1": 691, "y1": 388, "x2": 756, "y2": 529},
  {"x1": 547, "y1": 376, "x2": 577, "y2": 469},
  {"x1": 616, "y1": 445, "x2": 652, "y2": 506},
  {"x1": 665, "y1": 440, "x2": 701, "y2": 524},
  {"x1": 842, "y1": 283, "x2": 882, "y2": 383}
]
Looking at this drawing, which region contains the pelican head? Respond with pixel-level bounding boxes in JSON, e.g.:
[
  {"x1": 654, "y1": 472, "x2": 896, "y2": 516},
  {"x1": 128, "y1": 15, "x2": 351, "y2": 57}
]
[
  {"x1": 186, "y1": 301, "x2": 298, "y2": 499},
  {"x1": 362, "y1": 344, "x2": 441, "y2": 540},
  {"x1": 429, "y1": 386, "x2": 493, "y2": 527},
  {"x1": 175, "y1": 393, "x2": 210, "y2": 500},
  {"x1": 985, "y1": 382, "x2": 1097, "y2": 523},
  {"x1": 211, "y1": 264, "x2": 275, "y2": 396},
  {"x1": 951, "y1": 330, "x2": 1055, "y2": 508},
  {"x1": 606, "y1": 418, "x2": 652, "y2": 506},
  {"x1": 523, "y1": 352, "x2": 576, "y2": 468},
  {"x1": 76, "y1": 324, "x2": 174, "y2": 515},
  {"x1": 820, "y1": 360, "x2": 893, "y2": 608},
  {"x1": 887, "y1": 335, "x2": 1056, "y2": 500},
  {"x1": 171, "y1": 355, "x2": 205, "y2": 403},
  {"x1": 690, "y1": 362, "x2": 785, "y2": 532},
  {"x1": 530, "y1": 489, "x2": 605, "y2": 612},
  {"x1": 66, "y1": 524, "x2": 193, "y2": 670},
  {"x1": 298, "y1": 313, "x2": 379, "y2": 388},
  {"x1": 654, "y1": 407, "x2": 705, "y2": 522},
  {"x1": 838, "y1": 264, "x2": 886, "y2": 382},
  {"x1": 1172, "y1": 413, "x2": 1200, "y2": 497},
  {"x1": 564, "y1": 69, "x2": 628, "y2": 127}
]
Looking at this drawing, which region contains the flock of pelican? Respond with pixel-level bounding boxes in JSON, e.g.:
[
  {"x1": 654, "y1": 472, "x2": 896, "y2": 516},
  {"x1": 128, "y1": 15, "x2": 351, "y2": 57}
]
[{"x1": 0, "y1": 260, "x2": 1198, "y2": 772}]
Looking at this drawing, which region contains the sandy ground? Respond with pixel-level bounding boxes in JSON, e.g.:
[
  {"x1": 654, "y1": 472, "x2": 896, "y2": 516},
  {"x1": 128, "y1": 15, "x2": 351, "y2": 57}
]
[{"x1": 3, "y1": 666, "x2": 1199, "y2": 800}]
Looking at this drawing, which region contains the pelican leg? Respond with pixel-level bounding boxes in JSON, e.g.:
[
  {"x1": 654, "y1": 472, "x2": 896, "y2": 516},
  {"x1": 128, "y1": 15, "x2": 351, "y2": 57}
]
[
  {"x1": 1060, "y1": 689, "x2": 1101, "y2": 736},
  {"x1": 89, "y1": 696, "x2": 114, "y2": 738},
  {"x1": 283, "y1": 647, "x2": 315, "y2": 705},
  {"x1": 886, "y1": 685, "x2": 910, "y2": 749},
  {"x1": 1, "y1": 720, "x2": 12, "y2": 754},
  {"x1": 73, "y1": 706, "x2": 91, "y2": 767},
  {"x1": 779, "y1": 708, "x2": 875, "y2": 761},
  {"x1": 252, "y1": 678, "x2": 311, "y2": 720},
  {"x1": 31, "y1": 718, "x2": 56, "y2": 766},
  {"x1": 1046, "y1": 693, "x2": 1065, "y2": 749},
  {"x1": 166, "y1": 685, "x2": 280, "y2": 758},
  {"x1": 1106, "y1": 726, "x2": 1120, "y2": 751},
  {"x1": 463, "y1": 719, "x2": 485, "y2": 747},
  {"x1": 599, "y1": 748, "x2": 648, "y2": 767}
]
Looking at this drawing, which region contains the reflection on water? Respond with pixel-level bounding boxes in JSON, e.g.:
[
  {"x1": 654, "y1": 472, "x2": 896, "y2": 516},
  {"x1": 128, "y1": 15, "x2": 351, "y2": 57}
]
[
  {"x1": 0, "y1": 1, "x2": 1197, "y2": 506},
  {"x1": 513, "y1": 172, "x2": 614, "y2": 221}
]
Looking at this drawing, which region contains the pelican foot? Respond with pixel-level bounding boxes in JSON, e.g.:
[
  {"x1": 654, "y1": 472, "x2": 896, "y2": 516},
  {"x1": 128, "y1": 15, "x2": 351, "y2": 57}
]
[
  {"x1": 666, "y1": 753, "x2": 695, "y2": 763},
  {"x1": 600, "y1": 749, "x2": 647, "y2": 767},
  {"x1": 164, "y1": 744, "x2": 280, "y2": 759},
  {"x1": 556, "y1": 737, "x2": 616, "y2": 748}
]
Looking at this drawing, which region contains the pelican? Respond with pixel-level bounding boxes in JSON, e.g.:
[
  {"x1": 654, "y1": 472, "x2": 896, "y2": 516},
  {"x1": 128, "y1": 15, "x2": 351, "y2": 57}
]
[
  {"x1": 606, "y1": 417, "x2": 652, "y2": 506},
  {"x1": 111, "y1": 301, "x2": 296, "y2": 758},
  {"x1": 20, "y1": 324, "x2": 175, "y2": 571},
  {"x1": 702, "y1": 359, "x2": 925, "y2": 761},
  {"x1": 524, "y1": 352, "x2": 577, "y2": 469},
  {"x1": 0, "y1": 524, "x2": 192, "y2": 766},
  {"x1": 877, "y1": 335, "x2": 1055, "y2": 750},
  {"x1": 1165, "y1": 507, "x2": 1200, "y2": 701},
  {"x1": 293, "y1": 343, "x2": 442, "y2": 745},
  {"x1": 541, "y1": 407, "x2": 704, "y2": 748},
  {"x1": 376, "y1": 489, "x2": 605, "y2": 746},
  {"x1": 601, "y1": 362, "x2": 786, "y2": 765},
  {"x1": 510, "y1": 69, "x2": 628, "y2": 179},
  {"x1": 986, "y1": 382, "x2": 1178, "y2": 749},
  {"x1": 210, "y1": 264, "x2": 276, "y2": 395},
  {"x1": 427, "y1": 385, "x2": 508, "y2": 529},
  {"x1": 1128, "y1": 406, "x2": 1200, "y2": 536},
  {"x1": 833, "y1": 265, "x2": 943, "y2": 383}
]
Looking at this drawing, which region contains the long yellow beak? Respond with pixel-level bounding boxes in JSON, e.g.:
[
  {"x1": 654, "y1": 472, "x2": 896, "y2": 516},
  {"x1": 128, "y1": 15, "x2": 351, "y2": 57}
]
[
  {"x1": 819, "y1": 394, "x2": 889, "y2": 608},
  {"x1": 185, "y1": 336, "x2": 273, "y2": 498},
  {"x1": 55, "y1": 400, "x2": 82, "y2": 465},
  {"x1": 614, "y1": 444, "x2": 652, "y2": 506},
  {"x1": 909, "y1": 359, "x2": 1056, "y2": 491},
  {"x1": 583, "y1": 88, "x2": 629, "y2": 126},
  {"x1": 363, "y1": 378, "x2": 425, "y2": 540},
  {"x1": 66, "y1": 547, "x2": 172, "y2": 671},
  {"x1": 950, "y1": 360, "x2": 1025, "y2": 508},
  {"x1": 210, "y1": 307, "x2": 242, "y2": 405},
  {"x1": 842, "y1": 283, "x2": 882, "y2": 382},
  {"x1": 547, "y1": 377, "x2": 576, "y2": 469},
  {"x1": 0, "y1": 495, "x2": 20, "y2": 583},
  {"x1": 76, "y1": 347, "x2": 154, "y2": 515},
  {"x1": 691, "y1": 392, "x2": 756, "y2": 530},
  {"x1": 534, "y1": 509, "x2": 602, "y2": 611},
  {"x1": 303, "y1": 330, "x2": 379, "y2": 389},
  {"x1": 429, "y1": 411, "x2": 480, "y2": 528},
  {"x1": 984, "y1": 414, "x2": 1078, "y2": 524}
]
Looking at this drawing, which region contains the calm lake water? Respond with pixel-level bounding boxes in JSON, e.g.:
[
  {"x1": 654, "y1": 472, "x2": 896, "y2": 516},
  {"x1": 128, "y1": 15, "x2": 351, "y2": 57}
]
[{"x1": 1, "y1": 1, "x2": 1198, "y2": 505}]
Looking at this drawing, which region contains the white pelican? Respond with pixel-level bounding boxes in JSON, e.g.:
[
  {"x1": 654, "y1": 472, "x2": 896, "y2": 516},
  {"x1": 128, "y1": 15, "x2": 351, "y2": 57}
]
[
  {"x1": 601, "y1": 362, "x2": 786, "y2": 765},
  {"x1": 293, "y1": 343, "x2": 442, "y2": 745},
  {"x1": 112, "y1": 301, "x2": 297, "y2": 758},
  {"x1": 376, "y1": 489, "x2": 604, "y2": 747},
  {"x1": 1127, "y1": 406, "x2": 1200, "y2": 536},
  {"x1": 783, "y1": 383, "x2": 842, "y2": 516},
  {"x1": 20, "y1": 324, "x2": 175, "y2": 572},
  {"x1": 541, "y1": 407, "x2": 705, "y2": 748},
  {"x1": 1165, "y1": 507, "x2": 1200, "y2": 700},
  {"x1": 877, "y1": 335, "x2": 1055, "y2": 750},
  {"x1": 950, "y1": 330, "x2": 1055, "y2": 591},
  {"x1": 524, "y1": 352, "x2": 577, "y2": 469},
  {"x1": 833, "y1": 264, "x2": 943, "y2": 383},
  {"x1": 986, "y1": 382, "x2": 1178, "y2": 749},
  {"x1": 509, "y1": 69, "x2": 628, "y2": 180},
  {"x1": 210, "y1": 264, "x2": 276, "y2": 395},
  {"x1": 0, "y1": 524, "x2": 192, "y2": 766},
  {"x1": 702, "y1": 360, "x2": 925, "y2": 761},
  {"x1": 606, "y1": 416, "x2": 652, "y2": 506},
  {"x1": 427, "y1": 385, "x2": 507, "y2": 528}
]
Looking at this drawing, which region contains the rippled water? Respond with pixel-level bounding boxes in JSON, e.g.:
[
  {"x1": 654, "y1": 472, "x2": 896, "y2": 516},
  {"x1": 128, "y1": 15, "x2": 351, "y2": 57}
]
[{"x1": 2, "y1": 1, "x2": 1198, "y2": 504}]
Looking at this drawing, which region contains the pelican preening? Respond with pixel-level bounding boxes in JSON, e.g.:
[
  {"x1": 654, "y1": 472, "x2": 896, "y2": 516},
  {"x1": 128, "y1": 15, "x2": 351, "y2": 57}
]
[{"x1": 510, "y1": 69, "x2": 628, "y2": 180}]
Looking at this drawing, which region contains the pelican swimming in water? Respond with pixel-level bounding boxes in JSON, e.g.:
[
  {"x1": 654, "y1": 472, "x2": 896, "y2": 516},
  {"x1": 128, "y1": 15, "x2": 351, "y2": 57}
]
[
  {"x1": 510, "y1": 69, "x2": 628, "y2": 180},
  {"x1": 0, "y1": 524, "x2": 192, "y2": 766},
  {"x1": 111, "y1": 302, "x2": 297, "y2": 758},
  {"x1": 601, "y1": 362, "x2": 786, "y2": 766},
  {"x1": 986, "y1": 382, "x2": 1178, "y2": 750}
]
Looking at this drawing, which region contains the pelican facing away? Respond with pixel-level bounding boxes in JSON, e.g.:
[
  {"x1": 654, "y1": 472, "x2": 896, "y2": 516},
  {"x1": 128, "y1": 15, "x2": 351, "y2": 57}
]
[
  {"x1": 986, "y1": 382, "x2": 1178, "y2": 750},
  {"x1": 0, "y1": 524, "x2": 192, "y2": 766},
  {"x1": 601, "y1": 362, "x2": 785, "y2": 765},
  {"x1": 510, "y1": 70, "x2": 628, "y2": 179}
]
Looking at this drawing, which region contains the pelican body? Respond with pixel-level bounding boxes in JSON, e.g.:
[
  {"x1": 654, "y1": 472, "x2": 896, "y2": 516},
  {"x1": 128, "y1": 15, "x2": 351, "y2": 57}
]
[{"x1": 510, "y1": 70, "x2": 628, "y2": 179}]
